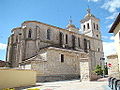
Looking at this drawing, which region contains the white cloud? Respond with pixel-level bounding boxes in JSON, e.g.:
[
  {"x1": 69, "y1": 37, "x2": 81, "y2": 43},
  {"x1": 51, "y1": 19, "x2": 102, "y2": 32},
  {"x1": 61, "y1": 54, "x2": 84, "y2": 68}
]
[
  {"x1": 0, "y1": 43, "x2": 7, "y2": 50},
  {"x1": 101, "y1": 0, "x2": 120, "y2": 13},
  {"x1": 107, "y1": 23, "x2": 113, "y2": 29},
  {"x1": 102, "y1": 35, "x2": 114, "y2": 41},
  {"x1": 106, "y1": 12, "x2": 119, "y2": 19},
  {"x1": 103, "y1": 42, "x2": 116, "y2": 57},
  {"x1": 110, "y1": 36, "x2": 114, "y2": 40},
  {"x1": 102, "y1": 36, "x2": 109, "y2": 39},
  {"x1": 88, "y1": 0, "x2": 100, "y2": 2}
]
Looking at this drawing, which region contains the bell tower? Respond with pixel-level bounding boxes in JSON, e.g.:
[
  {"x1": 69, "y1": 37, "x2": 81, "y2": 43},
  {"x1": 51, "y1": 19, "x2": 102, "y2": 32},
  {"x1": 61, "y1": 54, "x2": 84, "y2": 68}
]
[{"x1": 80, "y1": 7, "x2": 101, "y2": 39}]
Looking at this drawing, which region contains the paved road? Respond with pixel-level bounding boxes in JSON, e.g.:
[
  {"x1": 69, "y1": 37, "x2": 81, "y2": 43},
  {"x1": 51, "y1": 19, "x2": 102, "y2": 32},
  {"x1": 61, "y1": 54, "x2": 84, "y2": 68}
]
[{"x1": 22, "y1": 79, "x2": 111, "y2": 90}]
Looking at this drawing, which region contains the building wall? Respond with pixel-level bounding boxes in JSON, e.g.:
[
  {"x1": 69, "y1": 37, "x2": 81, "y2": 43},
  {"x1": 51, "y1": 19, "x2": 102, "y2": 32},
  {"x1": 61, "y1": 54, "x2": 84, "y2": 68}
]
[
  {"x1": 29, "y1": 48, "x2": 82, "y2": 76},
  {"x1": 45, "y1": 49, "x2": 80, "y2": 75},
  {"x1": 113, "y1": 22, "x2": 120, "y2": 71},
  {"x1": 25, "y1": 48, "x2": 90, "y2": 81},
  {"x1": 6, "y1": 21, "x2": 104, "y2": 70},
  {"x1": 0, "y1": 69, "x2": 36, "y2": 89},
  {"x1": 107, "y1": 54, "x2": 119, "y2": 78}
]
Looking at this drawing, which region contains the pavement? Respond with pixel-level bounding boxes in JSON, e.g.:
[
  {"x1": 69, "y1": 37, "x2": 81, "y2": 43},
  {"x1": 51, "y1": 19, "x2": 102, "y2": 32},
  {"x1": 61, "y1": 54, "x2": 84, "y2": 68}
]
[{"x1": 19, "y1": 78, "x2": 111, "y2": 90}]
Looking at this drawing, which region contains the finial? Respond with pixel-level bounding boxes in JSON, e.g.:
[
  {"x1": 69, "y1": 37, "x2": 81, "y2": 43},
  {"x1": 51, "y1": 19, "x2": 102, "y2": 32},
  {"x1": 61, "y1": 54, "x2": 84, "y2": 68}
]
[
  {"x1": 87, "y1": 5, "x2": 91, "y2": 14},
  {"x1": 69, "y1": 16, "x2": 72, "y2": 24}
]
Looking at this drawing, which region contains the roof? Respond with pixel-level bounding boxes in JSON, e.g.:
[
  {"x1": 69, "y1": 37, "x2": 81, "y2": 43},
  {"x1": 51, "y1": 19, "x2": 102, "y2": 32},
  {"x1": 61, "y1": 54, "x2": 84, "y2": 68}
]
[
  {"x1": 11, "y1": 27, "x2": 22, "y2": 32},
  {"x1": 22, "y1": 21, "x2": 66, "y2": 31},
  {"x1": 11, "y1": 20, "x2": 102, "y2": 41},
  {"x1": 107, "y1": 54, "x2": 118, "y2": 59},
  {"x1": 109, "y1": 13, "x2": 120, "y2": 33}
]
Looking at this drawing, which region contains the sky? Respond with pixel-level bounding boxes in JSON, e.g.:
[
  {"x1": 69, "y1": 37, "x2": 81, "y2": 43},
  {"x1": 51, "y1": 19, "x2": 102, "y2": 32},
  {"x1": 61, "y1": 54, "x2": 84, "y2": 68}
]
[{"x1": 0, "y1": 0, "x2": 120, "y2": 60}]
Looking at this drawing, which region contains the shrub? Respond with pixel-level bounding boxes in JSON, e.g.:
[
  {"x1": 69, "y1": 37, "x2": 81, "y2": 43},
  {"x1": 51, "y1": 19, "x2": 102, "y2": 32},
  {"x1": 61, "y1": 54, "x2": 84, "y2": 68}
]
[{"x1": 93, "y1": 65, "x2": 103, "y2": 75}]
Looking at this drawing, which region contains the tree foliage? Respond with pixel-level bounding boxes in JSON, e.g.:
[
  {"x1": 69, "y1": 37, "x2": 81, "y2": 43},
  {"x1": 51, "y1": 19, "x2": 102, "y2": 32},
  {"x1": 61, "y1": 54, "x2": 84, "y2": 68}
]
[{"x1": 94, "y1": 65, "x2": 103, "y2": 75}]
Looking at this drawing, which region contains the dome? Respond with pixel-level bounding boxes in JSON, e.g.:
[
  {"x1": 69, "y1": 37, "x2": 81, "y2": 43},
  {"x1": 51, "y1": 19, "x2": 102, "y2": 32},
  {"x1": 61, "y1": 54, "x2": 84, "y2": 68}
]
[
  {"x1": 84, "y1": 13, "x2": 95, "y2": 18},
  {"x1": 66, "y1": 23, "x2": 76, "y2": 29},
  {"x1": 66, "y1": 18, "x2": 76, "y2": 29}
]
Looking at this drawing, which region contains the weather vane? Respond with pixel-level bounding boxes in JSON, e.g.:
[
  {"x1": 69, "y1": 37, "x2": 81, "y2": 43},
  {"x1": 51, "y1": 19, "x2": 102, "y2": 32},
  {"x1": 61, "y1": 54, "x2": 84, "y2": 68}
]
[
  {"x1": 69, "y1": 16, "x2": 72, "y2": 24},
  {"x1": 87, "y1": 5, "x2": 91, "y2": 14}
]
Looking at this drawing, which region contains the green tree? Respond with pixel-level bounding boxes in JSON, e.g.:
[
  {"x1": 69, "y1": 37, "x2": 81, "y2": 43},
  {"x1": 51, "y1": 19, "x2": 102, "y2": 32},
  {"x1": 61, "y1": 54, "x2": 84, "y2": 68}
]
[{"x1": 94, "y1": 65, "x2": 103, "y2": 75}]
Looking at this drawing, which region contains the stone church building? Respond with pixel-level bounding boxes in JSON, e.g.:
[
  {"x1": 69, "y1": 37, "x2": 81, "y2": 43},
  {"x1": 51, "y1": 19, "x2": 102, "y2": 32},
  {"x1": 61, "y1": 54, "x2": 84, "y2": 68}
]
[{"x1": 6, "y1": 9, "x2": 104, "y2": 81}]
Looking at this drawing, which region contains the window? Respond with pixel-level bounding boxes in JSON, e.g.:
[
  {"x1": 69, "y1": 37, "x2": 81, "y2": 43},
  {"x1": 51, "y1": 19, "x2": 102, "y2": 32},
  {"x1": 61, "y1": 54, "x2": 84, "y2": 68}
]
[
  {"x1": 87, "y1": 23, "x2": 90, "y2": 29},
  {"x1": 72, "y1": 35, "x2": 75, "y2": 49},
  {"x1": 47, "y1": 29, "x2": 51, "y2": 40},
  {"x1": 16, "y1": 35, "x2": 18, "y2": 42},
  {"x1": 61, "y1": 54, "x2": 64, "y2": 63},
  {"x1": 96, "y1": 35, "x2": 98, "y2": 37},
  {"x1": 96, "y1": 24, "x2": 99, "y2": 30},
  {"x1": 19, "y1": 33, "x2": 22, "y2": 35},
  {"x1": 28, "y1": 29, "x2": 32, "y2": 38},
  {"x1": 66, "y1": 34, "x2": 68, "y2": 44},
  {"x1": 93, "y1": 23, "x2": 95, "y2": 29},
  {"x1": 98, "y1": 48, "x2": 100, "y2": 52},
  {"x1": 78, "y1": 38, "x2": 80, "y2": 48},
  {"x1": 83, "y1": 25, "x2": 85, "y2": 31},
  {"x1": 59, "y1": 32, "x2": 64, "y2": 47},
  {"x1": 84, "y1": 39, "x2": 87, "y2": 52}
]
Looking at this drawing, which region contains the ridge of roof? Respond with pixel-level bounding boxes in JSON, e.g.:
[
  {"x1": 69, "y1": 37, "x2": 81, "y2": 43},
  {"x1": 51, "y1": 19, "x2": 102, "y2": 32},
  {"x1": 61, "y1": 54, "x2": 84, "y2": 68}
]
[{"x1": 109, "y1": 13, "x2": 120, "y2": 33}]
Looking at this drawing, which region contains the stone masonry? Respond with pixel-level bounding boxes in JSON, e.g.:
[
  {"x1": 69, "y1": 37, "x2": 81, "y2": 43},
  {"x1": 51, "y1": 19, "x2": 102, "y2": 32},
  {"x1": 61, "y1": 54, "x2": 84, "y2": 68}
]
[{"x1": 6, "y1": 8, "x2": 104, "y2": 81}]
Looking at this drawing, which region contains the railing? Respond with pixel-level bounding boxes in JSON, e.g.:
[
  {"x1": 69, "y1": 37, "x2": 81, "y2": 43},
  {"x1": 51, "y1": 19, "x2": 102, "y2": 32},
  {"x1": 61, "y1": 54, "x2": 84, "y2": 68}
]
[{"x1": 108, "y1": 77, "x2": 120, "y2": 90}]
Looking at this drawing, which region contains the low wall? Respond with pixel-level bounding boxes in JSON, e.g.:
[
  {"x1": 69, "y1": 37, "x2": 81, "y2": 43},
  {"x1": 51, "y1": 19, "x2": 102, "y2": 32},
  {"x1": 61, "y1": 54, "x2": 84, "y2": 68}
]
[
  {"x1": 37, "y1": 74, "x2": 80, "y2": 82},
  {"x1": 0, "y1": 69, "x2": 36, "y2": 89}
]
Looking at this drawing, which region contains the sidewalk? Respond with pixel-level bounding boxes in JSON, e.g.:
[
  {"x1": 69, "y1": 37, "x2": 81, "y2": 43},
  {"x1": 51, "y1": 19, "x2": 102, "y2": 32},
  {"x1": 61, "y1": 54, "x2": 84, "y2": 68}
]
[{"x1": 19, "y1": 78, "x2": 111, "y2": 90}]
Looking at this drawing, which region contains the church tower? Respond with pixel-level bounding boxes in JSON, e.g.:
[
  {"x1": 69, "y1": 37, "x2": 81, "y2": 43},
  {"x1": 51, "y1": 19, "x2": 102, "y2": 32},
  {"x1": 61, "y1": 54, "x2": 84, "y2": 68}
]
[{"x1": 80, "y1": 7, "x2": 101, "y2": 39}]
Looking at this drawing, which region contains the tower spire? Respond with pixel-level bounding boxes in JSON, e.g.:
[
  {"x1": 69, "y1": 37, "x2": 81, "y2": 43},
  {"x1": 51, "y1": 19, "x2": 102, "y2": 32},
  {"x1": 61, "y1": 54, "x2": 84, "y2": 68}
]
[
  {"x1": 87, "y1": 5, "x2": 91, "y2": 14},
  {"x1": 68, "y1": 16, "x2": 72, "y2": 24}
]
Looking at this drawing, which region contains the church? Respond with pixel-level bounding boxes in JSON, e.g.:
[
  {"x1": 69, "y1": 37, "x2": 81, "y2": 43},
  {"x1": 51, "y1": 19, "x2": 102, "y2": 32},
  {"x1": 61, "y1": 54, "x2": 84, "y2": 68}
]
[{"x1": 6, "y1": 8, "x2": 104, "y2": 81}]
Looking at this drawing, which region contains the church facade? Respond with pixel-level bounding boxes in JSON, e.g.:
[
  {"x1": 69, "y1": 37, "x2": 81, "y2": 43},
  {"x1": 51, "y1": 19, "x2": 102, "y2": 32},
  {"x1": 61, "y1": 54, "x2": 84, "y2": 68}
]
[{"x1": 6, "y1": 9, "x2": 104, "y2": 81}]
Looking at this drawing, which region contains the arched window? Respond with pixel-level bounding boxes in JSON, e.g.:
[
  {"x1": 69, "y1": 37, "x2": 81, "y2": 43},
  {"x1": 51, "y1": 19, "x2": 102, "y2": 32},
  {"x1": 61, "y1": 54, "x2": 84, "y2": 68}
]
[
  {"x1": 96, "y1": 24, "x2": 99, "y2": 30},
  {"x1": 28, "y1": 29, "x2": 32, "y2": 38},
  {"x1": 16, "y1": 35, "x2": 18, "y2": 42},
  {"x1": 84, "y1": 39, "x2": 87, "y2": 52},
  {"x1": 93, "y1": 23, "x2": 95, "y2": 29},
  {"x1": 59, "y1": 32, "x2": 64, "y2": 47},
  {"x1": 87, "y1": 23, "x2": 90, "y2": 29},
  {"x1": 47, "y1": 29, "x2": 51, "y2": 40},
  {"x1": 78, "y1": 38, "x2": 80, "y2": 48},
  {"x1": 72, "y1": 35, "x2": 75, "y2": 49},
  {"x1": 66, "y1": 34, "x2": 68, "y2": 44},
  {"x1": 83, "y1": 25, "x2": 85, "y2": 31}
]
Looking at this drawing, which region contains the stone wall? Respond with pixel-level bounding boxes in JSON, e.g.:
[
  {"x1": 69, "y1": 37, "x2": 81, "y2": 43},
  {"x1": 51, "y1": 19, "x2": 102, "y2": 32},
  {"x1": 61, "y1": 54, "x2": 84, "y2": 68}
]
[
  {"x1": 6, "y1": 21, "x2": 104, "y2": 77},
  {"x1": 21, "y1": 47, "x2": 90, "y2": 81},
  {"x1": 107, "y1": 54, "x2": 119, "y2": 78}
]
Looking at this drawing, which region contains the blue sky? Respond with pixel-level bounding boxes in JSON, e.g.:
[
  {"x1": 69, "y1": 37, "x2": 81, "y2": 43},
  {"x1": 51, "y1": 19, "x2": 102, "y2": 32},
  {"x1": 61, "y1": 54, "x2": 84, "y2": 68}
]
[{"x1": 0, "y1": 0, "x2": 120, "y2": 60}]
